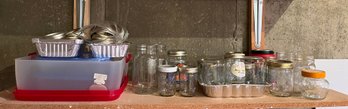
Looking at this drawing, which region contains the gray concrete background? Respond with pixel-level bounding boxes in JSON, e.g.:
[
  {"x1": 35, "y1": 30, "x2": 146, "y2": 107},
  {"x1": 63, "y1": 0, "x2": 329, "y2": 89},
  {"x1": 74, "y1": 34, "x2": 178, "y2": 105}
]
[{"x1": 0, "y1": 0, "x2": 347, "y2": 89}]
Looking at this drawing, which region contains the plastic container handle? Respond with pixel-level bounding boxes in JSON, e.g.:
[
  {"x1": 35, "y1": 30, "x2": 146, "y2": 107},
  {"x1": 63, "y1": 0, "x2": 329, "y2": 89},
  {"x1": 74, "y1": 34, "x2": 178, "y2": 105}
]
[{"x1": 126, "y1": 53, "x2": 132, "y2": 63}]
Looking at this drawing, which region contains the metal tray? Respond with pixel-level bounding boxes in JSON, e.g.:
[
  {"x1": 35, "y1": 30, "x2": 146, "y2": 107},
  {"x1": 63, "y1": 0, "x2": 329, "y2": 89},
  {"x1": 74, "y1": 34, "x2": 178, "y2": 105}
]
[
  {"x1": 89, "y1": 43, "x2": 128, "y2": 58},
  {"x1": 32, "y1": 38, "x2": 83, "y2": 57},
  {"x1": 200, "y1": 83, "x2": 269, "y2": 98}
]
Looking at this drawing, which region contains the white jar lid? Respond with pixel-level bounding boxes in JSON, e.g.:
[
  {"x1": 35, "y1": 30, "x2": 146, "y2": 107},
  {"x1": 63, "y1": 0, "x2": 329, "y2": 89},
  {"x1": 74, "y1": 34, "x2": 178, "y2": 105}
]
[
  {"x1": 186, "y1": 67, "x2": 198, "y2": 73},
  {"x1": 159, "y1": 65, "x2": 178, "y2": 73}
]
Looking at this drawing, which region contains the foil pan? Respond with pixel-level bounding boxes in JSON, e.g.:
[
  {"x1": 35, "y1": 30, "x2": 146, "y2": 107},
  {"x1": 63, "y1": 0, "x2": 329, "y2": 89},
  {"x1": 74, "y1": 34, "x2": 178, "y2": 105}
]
[
  {"x1": 89, "y1": 43, "x2": 128, "y2": 58},
  {"x1": 201, "y1": 83, "x2": 269, "y2": 98},
  {"x1": 32, "y1": 38, "x2": 83, "y2": 57}
]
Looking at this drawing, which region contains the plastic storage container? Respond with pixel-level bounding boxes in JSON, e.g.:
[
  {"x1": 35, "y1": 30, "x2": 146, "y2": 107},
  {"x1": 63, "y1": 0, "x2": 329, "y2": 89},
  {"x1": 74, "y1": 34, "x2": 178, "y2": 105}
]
[{"x1": 14, "y1": 55, "x2": 131, "y2": 101}]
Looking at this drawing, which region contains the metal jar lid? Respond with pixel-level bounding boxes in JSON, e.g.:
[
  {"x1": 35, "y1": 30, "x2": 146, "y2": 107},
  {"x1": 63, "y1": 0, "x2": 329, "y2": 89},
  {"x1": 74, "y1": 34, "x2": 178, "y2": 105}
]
[
  {"x1": 269, "y1": 60, "x2": 293, "y2": 69},
  {"x1": 186, "y1": 67, "x2": 198, "y2": 74},
  {"x1": 225, "y1": 52, "x2": 245, "y2": 59},
  {"x1": 159, "y1": 65, "x2": 178, "y2": 73},
  {"x1": 168, "y1": 50, "x2": 187, "y2": 57},
  {"x1": 251, "y1": 49, "x2": 274, "y2": 54}
]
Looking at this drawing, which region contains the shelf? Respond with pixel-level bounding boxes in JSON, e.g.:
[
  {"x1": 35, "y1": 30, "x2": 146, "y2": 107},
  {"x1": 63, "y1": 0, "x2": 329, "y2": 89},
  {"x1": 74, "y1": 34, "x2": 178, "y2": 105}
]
[{"x1": 1, "y1": 86, "x2": 348, "y2": 109}]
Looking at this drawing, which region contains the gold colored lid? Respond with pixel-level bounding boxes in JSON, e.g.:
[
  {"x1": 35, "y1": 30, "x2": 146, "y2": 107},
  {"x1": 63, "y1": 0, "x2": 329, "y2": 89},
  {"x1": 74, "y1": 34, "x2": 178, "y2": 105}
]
[
  {"x1": 270, "y1": 60, "x2": 293, "y2": 69},
  {"x1": 168, "y1": 50, "x2": 187, "y2": 57},
  {"x1": 225, "y1": 52, "x2": 245, "y2": 59},
  {"x1": 302, "y1": 69, "x2": 326, "y2": 79}
]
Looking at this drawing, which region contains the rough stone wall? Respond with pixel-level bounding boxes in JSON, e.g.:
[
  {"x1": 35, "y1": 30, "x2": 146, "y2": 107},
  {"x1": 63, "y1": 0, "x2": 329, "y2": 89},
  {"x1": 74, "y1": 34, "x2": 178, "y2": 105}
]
[{"x1": 265, "y1": 0, "x2": 348, "y2": 58}]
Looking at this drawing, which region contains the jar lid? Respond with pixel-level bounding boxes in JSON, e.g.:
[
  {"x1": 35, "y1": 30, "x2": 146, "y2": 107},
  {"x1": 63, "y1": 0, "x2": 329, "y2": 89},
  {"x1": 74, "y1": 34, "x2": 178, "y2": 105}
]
[
  {"x1": 244, "y1": 56, "x2": 263, "y2": 60},
  {"x1": 168, "y1": 50, "x2": 187, "y2": 57},
  {"x1": 269, "y1": 60, "x2": 293, "y2": 69},
  {"x1": 186, "y1": 67, "x2": 198, "y2": 73},
  {"x1": 159, "y1": 65, "x2": 178, "y2": 73},
  {"x1": 225, "y1": 52, "x2": 245, "y2": 59},
  {"x1": 251, "y1": 49, "x2": 274, "y2": 54},
  {"x1": 301, "y1": 69, "x2": 326, "y2": 79}
]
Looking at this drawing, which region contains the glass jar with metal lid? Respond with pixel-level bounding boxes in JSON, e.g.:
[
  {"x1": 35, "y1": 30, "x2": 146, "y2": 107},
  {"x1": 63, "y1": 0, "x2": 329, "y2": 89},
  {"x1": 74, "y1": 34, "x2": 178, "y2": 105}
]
[
  {"x1": 180, "y1": 66, "x2": 198, "y2": 97},
  {"x1": 224, "y1": 53, "x2": 246, "y2": 84},
  {"x1": 269, "y1": 60, "x2": 294, "y2": 97},
  {"x1": 301, "y1": 69, "x2": 329, "y2": 100},
  {"x1": 158, "y1": 65, "x2": 178, "y2": 97},
  {"x1": 244, "y1": 56, "x2": 266, "y2": 84},
  {"x1": 167, "y1": 50, "x2": 187, "y2": 90}
]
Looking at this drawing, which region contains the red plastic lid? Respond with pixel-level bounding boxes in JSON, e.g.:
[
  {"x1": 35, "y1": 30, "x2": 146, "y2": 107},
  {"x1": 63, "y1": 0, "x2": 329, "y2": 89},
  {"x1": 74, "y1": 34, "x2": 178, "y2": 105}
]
[{"x1": 14, "y1": 76, "x2": 128, "y2": 101}]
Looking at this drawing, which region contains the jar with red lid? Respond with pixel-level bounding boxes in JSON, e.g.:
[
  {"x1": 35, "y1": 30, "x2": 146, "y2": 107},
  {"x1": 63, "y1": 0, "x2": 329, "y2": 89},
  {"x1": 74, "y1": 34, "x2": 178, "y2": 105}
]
[{"x1": 250, "y1": 49, "x2": 275, "y2": 59}]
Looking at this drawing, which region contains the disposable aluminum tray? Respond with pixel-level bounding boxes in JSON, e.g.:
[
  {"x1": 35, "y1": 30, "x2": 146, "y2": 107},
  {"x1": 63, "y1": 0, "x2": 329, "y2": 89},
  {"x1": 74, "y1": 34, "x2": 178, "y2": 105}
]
[
  {"x1": 89, "y1": 43, "x2": 129, "y2": 58},
  {"x1": 201, "y1": 83, "x2": 269, "y2": 98},
  {"x1": 32, "y1": 38, "x2": 83, "y2": 57}
]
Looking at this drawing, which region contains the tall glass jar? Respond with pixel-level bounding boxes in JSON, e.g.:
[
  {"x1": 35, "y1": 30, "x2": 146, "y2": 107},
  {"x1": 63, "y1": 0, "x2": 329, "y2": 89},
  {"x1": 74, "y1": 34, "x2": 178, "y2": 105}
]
[
  {"x1": 225, "y1": 53, "x2": 246, "y2": 84},
  {"x1": 132, "y1": 44, "x2": 150, "y2": 94},
  {"x1": 180, "y1": 66, "x2": 198, "y2": 97},
  {"x1": 293, "y1": 55, "x2": 306, "y2": 95},
  {"x1": 167, "y1": 50, "x2": 187, "y2": 90},
  {"x1": 269, "y1": 60, "x2": 293, "y2": 97},
  {"x1": 158, "y1": 65, "x2": 177, "y2": 97},
  {"x1": 301, "y1": 69, "x2": 329, "y2": 100}
]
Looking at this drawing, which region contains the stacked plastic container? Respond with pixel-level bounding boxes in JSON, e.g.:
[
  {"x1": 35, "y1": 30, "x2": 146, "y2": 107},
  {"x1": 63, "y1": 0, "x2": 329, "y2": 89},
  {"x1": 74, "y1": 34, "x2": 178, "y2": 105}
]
[{"x1": 14, "y1": 24, "x2": 130, "y2": 101}]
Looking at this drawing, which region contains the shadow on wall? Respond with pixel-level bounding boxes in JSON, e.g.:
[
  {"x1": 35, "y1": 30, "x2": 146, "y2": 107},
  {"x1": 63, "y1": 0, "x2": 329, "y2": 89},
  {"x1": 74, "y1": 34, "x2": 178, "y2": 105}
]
[
  {"x1": 265, "y1": 0, "x2": 294, "y2": 34},
  {"x1": 0, "y1": 65, "x2": 16, "y2": 91}
]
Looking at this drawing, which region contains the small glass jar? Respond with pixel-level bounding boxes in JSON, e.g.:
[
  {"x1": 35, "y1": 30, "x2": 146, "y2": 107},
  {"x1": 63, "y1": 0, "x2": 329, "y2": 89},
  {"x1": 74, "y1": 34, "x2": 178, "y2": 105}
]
[
  {"x1": 180, "y1": 66, "x2": 198, "y2": 97},
  {"x1": 244, "y1": 56, "x2": 266, "y2": 84},
  {"x1": 269, "y1": 60, "x2": 293, "y2": 97},
  {"x1": 301, "y1": 69, "x2": 329, "y2": 100},
  {"x1": 158, "y1": 65, "x2": 178, "y2": 97},
  {"x1": 200, "y1": 58, "x2": 225, "y2": 85},
  {"x1": 225, "y1": 53, "x2": 246, "y2": 84}
]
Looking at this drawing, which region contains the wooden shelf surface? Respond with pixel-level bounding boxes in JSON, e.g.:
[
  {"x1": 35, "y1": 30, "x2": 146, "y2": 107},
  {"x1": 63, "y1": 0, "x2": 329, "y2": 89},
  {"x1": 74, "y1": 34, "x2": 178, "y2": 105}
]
[{"x1": 0, "y1": 86, "x2": 348, "y2": 109}]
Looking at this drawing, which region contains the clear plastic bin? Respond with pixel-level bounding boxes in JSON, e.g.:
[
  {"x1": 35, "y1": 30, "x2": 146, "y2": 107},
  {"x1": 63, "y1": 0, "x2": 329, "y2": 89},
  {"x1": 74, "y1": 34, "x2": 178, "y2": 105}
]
[{"x1": 15, "y1": 56, "x2": 125, "y2": 90}]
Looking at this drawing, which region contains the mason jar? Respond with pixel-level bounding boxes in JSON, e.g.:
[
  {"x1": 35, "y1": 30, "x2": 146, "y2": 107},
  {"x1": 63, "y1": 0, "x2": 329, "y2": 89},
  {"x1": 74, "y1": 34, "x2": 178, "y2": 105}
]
[
  {"x1": 167, "y1": 50, "x2": 187, "y2": 90},
  {"x1": 158, "y1": 65, "x2": 178, "y2": 97},
  {"x1": 244, "y1": 56, "x2": 266, "y2": 84},
  {"x1": 200, "y1": 58, "x2": 225, "y2": 85},
  {"x1": 225, "y1": 53, "x2": 246, "y2": 84},
  {"x1": 301, "y1": 69, "x2": 329, "y2": 100},
  {"x1": 269, "y1": 60, "x2": 293, "y2": 97},
  {"x1": 180, "y1": 66, "x2": 198, "y2": 97}
]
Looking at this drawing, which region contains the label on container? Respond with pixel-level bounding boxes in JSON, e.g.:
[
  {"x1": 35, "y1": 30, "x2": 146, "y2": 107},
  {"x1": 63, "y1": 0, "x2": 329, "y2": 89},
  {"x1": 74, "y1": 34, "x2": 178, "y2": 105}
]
[
  {"x1": 147, "y1": 58, "x2": 157, "y2": 75},
  {"x1": 231, "y1": 62, "x2": 246, "y2": 77},
  {"x1": 93, "y1": 73, "x2": 108, "y2": 85}
]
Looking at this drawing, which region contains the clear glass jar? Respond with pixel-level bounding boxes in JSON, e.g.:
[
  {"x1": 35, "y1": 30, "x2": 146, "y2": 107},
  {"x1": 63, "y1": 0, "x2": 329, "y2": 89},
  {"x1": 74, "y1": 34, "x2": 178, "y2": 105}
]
[
  {"x1": 156, "y1": 44, "x2": 168, "y2": 66},
  {"x1": 225, "y1": 53, "x2": 246, "y2": 84},
  {"x1": 200, "y1": 58, "x2": 225, "y2": 85},
  {"x1": 245, "y1": 63, "x2": 255, "y2": 84},
  {"x1": 167, "y1": 50, "x2": 187, "y2": 90},
  {"x1": 301, "y1": 69, "x2": 329, "y2": 100},
  {"x1": 293, "y1": 55, "x2": 306, "y2": 95},
  {"x1": 180, "y1": 66, "x2": 198, "y2": 97},
  {"x1": 244, "y1": 56, "x2": 265, "y2": 84},
  {"x1": 132, "y1": 44, "x2": 152, "y2": 94},
  {"x1": 269, "y1": 60, "x2": 293, "y2": 97},
  {"x1": 158, "y1": 65, "x2": 178, "y2": 97},
  {"x1": 265, "y1": 57, "x2": 276, "y2": 85}
]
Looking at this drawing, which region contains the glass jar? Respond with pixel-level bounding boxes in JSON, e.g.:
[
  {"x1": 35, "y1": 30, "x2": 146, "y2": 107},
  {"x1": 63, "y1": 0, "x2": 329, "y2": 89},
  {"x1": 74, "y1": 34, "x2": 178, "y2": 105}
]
[
  {"x1": 301, "y1": 69, "x2": 329, "y2": 100},
  {"x1": 200, "y1": 58, "x2": 225, "y2": 85},
  {"x1": 180, "y1": 66, "x2": 198, "y2": 97},
  {"x1": 132, "y1": 44, "x2": 153, "y2": 94},
  {"x1": 269, "y1": 60, "x2": 293, "y2": 97},
  {"x1": 305, "y1": 55, "x2": 316, "y2": 69},
  {"x1": 293, "y1": 55, "x2": 306, "y2": 95},
  {"x1": 245, "y1": 63, "x2": 255, "y2": 84},
  {"x1": 265, "y1": 57, "x2": 276, "y2": 85},
  {"x1": 244, "y1": 56, "x2": 266, "y2": 84},
  {"x1": 156, "y1": 44, "x2": 168, "y2": 66},
  {"x1": 167, "y1": 50, "x2": 187, "y2": 90},
  {"x1": 225, "y1": 53, "x2": 246, "y2": 84},
  {"x1": 158, "y1": 65, "x2": 178, "y2": 97}
]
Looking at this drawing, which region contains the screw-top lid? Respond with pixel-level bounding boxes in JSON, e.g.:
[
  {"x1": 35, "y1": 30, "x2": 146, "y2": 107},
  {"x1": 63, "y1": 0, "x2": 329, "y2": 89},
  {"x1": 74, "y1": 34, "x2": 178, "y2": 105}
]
[
  {"x1": 186, "y1": 66, "x2": 198, "y2": 73},
  {"x1": 302, "y1": 69, "x2": 326, "y2": 79},
  {"x1": 251, "y1": 49, "x2": 274, "y2": 54},
  {"x1": 244, "y1": 56, "x2": 263, "y2": 60},
  {"x1": 159, "y1": 65, "x2": 178, "y2": 73},
  {"x1": 225, "y1": 52, "x2": 245, "y2": 59},
  {"x1": 168, "y1": 50, "x2": 187, "y2": 57},
  {"x1": 245, "y1": 64, "x2": 254, "y2": 69},
  {"x1": 269, "y1": 60, "x2": 293, "y2": 69}
]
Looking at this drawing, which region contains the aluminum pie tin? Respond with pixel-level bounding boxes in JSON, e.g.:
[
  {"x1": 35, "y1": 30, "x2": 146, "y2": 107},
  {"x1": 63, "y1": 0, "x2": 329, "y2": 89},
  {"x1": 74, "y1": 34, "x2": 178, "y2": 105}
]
[
  {"x1": 89, "y1": 43, "x2": 129, "y2": 58},
  {"x1": 32, "y1": 38, "x2": 83, "y2": 57},
  {"x1": 200, "y1": 83, "x2": 269, "y2": 98}
]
